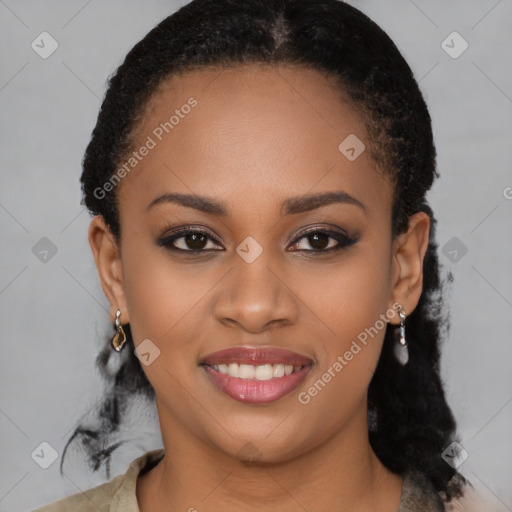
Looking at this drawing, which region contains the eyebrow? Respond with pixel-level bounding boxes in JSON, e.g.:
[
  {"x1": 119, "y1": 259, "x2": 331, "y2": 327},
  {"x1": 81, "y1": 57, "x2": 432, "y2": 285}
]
[{"x1": 147, "y1": 190, "x2": 366, "y2": 215}]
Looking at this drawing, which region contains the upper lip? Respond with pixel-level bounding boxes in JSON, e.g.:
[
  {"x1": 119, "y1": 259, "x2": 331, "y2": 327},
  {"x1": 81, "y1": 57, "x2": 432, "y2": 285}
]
[{"x1": 200, "y1": 346, "x2": 314, "y2": 367}]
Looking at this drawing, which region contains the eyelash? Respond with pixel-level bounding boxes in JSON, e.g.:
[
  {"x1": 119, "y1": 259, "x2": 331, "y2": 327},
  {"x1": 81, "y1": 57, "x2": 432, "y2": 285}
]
[{"x1": 156, "y1": 226, "x2": 359, "y2": 256}]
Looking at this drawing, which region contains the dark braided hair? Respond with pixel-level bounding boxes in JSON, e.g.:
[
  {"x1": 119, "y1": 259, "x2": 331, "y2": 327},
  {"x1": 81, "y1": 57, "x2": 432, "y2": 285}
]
[{"x1": 62, "y1": 0, "x2": 468, "y2": 504}]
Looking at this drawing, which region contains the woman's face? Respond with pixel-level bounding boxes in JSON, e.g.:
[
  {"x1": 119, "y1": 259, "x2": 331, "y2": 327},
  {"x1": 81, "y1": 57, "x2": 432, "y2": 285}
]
[{"x1": 92, "y1": 64, "x2": 427, "y2": 463}]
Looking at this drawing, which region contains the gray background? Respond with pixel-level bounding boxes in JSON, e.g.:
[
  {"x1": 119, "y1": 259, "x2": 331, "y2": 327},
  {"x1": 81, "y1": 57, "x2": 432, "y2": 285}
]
[{"x1": 0, "y1": 1, "x2": 511, "y2": 510}]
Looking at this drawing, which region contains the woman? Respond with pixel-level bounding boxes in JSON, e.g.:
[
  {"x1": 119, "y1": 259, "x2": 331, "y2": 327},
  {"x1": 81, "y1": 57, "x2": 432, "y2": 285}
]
[{"x1": 34, "y1": 0, "x2": 490, "y2": 510}]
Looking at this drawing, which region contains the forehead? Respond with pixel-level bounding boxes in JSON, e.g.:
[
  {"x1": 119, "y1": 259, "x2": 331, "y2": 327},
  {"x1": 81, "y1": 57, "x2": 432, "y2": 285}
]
[{"x1": 117, "y1": 64, "x2": 392, "y2": 217}]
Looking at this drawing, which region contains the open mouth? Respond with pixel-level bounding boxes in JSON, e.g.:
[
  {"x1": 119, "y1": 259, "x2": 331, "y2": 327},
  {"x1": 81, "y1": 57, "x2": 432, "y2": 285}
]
[{"x1": 199, "y1": 346, "x2": 314, "y2": 404}]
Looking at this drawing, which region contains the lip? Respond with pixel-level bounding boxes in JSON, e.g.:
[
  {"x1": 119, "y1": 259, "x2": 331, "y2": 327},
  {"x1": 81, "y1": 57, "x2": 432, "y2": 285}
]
[
  {"x1": 200, "y1": 346, "x2": 314, "y2": 405},
  {"x1": 200, "y1": 346, "x2": 314, "y2": 366}
]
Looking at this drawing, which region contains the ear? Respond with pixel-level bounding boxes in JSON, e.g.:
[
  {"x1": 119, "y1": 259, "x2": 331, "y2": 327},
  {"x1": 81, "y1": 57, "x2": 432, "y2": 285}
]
[
  {"x1": 88, "y1": 215, "x2": 130, "y2": 324},
  {"x1": 388, "y1": 212, "x2": 430, "y2": 324}
]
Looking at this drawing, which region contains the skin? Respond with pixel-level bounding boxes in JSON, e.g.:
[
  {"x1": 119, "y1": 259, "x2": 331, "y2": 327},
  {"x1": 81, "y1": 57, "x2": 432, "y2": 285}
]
[{"x1": 88, "y1": 64, "x2": 430, "y2": 512}]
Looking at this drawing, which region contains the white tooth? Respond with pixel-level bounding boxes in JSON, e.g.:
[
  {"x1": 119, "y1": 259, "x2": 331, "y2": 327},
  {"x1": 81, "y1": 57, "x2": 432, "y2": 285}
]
[
  {"x1": 273, "y1": 364, "x2": 285, "y2": 378},
  {"x1": 212, "y1": 364, "x2": 219, "y2": 371},
  {"x1": 255, "y1": 364, "x2": 275, "y2": 381},
  {"x1": 227, "y1": 363, "x2": 239, "y2": 378},
  {"x1": 239, "y1": 364, "x2": 255, "y2": 379},
  {"x1": 215, "y1": 363, "x2": 301, "y2": 380},
  {"x1": 218, "y1": 364, "x2": 228, "y2": 374}
]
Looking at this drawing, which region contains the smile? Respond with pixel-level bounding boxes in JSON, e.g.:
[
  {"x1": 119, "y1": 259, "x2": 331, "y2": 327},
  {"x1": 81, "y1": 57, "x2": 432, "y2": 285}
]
[{"x1": 200, "y1": 346, "x2": 313, "y2": 404}]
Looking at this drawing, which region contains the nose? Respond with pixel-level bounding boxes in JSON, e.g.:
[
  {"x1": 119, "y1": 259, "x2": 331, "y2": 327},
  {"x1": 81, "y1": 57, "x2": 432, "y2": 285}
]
[{"x1": 212, "y1": 253, "x2": 300, "y2": 334}]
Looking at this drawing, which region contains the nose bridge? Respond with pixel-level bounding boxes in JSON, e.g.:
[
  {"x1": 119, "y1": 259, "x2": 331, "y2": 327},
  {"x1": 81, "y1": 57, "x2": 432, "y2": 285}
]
[{"x1": 213, "y1": 244, "x2": 299, "y2": 332}]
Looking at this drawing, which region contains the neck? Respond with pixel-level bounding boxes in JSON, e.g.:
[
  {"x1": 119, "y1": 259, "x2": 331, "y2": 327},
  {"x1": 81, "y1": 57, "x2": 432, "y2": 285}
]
[{"x1": 137, "y1": 401, "x2": 403, "y2": 512}]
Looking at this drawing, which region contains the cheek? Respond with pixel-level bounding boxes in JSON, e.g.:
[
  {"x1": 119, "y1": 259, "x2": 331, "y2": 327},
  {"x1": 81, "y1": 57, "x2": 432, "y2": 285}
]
[
  {"x1": 119, "y1": 241, "x2": 210, "y2": 407},
  {"x1": 119, "y1": 235, "x2": 197, "y2": 345},
  {"x1": 305, "y1": 233, "x2": 392, "y2": 345},
  {"x1": 302, "y1": 232, "x2": 393, "y2": 400}
]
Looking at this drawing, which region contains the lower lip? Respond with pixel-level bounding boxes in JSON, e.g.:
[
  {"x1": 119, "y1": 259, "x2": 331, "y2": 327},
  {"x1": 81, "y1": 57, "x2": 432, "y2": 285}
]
[{"x1": 202, "y1": 365, "x2": 312, "y2": 404}]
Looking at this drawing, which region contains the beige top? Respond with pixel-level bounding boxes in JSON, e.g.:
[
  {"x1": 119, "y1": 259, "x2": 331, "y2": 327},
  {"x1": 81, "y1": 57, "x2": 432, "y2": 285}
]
[{"x1": 32, "y1": 448, "x2": 489, "y2": 512}]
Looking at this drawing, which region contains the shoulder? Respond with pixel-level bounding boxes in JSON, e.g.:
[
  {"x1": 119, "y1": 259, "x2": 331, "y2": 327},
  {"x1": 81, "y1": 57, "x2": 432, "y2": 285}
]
[
  {"x1": 32, "y1": 448, "x2": 165, "y2": 512},
  {"x1": 32, "y1": 474, "x2": 124, "y2": 512}
]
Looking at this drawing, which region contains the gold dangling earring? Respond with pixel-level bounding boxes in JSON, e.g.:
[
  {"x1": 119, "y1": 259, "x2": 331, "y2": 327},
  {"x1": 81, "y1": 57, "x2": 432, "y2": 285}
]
[
  {"x1": 112, "y1": 309, "x2": 127, "y2": 352},
  {"x1": 393, "y1": 304, "x2": 408, "y2": 365}
]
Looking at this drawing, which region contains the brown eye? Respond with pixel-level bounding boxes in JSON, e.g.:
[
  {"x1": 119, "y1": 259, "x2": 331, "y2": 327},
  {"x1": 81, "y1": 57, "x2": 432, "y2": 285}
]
[
  {"x1": 288, "y1": 227, "x2": 359, "y2": 254},
  {"x1": 157, "y1": 228, "x2": 224, "y2": 253},
  {"x1": 184, "y1": 232, "x2": 208, "y2": 250},
  {"x1": 307, "y1": 232, "x2": 330, "y2": 250}
]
